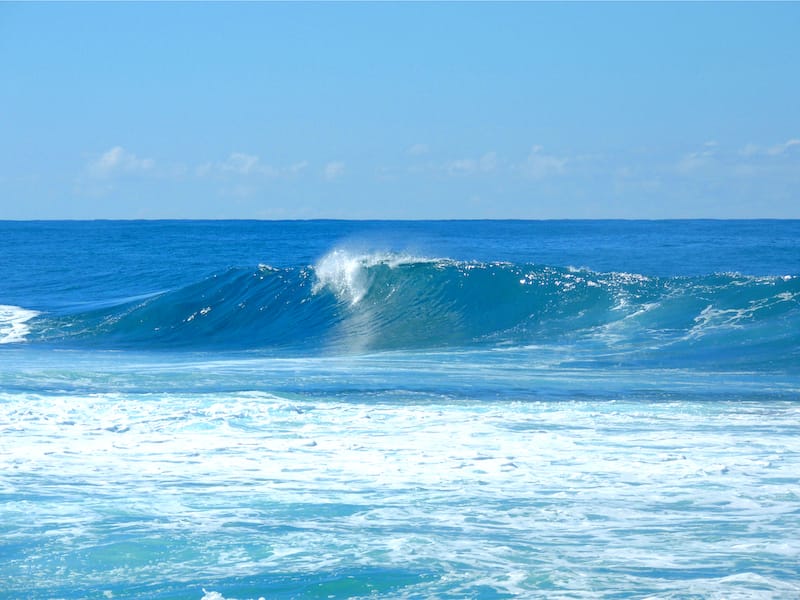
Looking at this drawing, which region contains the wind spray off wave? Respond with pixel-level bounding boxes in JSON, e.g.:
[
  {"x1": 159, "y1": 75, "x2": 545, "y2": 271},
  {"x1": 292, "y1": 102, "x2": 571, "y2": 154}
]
[{"x1": 13, "y1": 249, "x2": 800, "y2": 368}]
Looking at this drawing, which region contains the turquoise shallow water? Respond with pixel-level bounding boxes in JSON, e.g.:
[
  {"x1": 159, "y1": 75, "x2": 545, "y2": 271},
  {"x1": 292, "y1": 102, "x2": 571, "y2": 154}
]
[{"x1": 1, "y1": 220, "x2": 799, "y2": 598}]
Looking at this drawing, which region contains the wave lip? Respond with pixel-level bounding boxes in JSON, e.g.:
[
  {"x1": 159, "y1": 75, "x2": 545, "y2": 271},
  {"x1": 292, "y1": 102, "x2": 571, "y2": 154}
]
[
  {"x1": 312, "y1": 249, "x2": 439, "y2": 306},
  {"x1": 0, "y1": 305, "x2": 40, "y2": 344}
]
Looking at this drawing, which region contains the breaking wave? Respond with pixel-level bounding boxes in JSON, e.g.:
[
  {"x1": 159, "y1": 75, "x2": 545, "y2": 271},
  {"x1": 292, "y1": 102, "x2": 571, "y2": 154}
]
[{"x1": 6, "y1": 251, "x2": 800, "y2": 368}]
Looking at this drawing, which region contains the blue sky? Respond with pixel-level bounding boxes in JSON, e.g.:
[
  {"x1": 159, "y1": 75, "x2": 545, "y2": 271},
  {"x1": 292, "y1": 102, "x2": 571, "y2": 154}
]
[{"x1": 1, "y1": 2, "x2": 798, "y2": 219}]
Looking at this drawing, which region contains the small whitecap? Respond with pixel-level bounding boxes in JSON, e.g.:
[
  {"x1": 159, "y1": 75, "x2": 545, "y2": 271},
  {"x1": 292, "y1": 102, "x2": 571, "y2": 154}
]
[{"x1": 0, "y1": 305, "x2": 40, "y2": 344}]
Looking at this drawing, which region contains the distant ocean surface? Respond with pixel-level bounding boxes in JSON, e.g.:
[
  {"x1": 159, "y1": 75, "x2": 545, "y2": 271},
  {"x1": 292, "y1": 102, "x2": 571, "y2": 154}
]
[{"x1": 1, "y1": 220, "x2": 799, "y2": 599}]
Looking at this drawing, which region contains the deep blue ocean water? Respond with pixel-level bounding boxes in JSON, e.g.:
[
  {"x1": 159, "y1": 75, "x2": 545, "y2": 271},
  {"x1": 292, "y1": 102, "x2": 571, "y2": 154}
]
[{"x1": 1, "y1": 220, "x2": 799, "y2": 599}]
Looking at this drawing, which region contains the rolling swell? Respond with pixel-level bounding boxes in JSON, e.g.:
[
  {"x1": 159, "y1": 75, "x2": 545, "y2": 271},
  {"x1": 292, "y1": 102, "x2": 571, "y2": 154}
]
[{"x1": 14, "y1": 251, "x2": 800, "y2": 367}]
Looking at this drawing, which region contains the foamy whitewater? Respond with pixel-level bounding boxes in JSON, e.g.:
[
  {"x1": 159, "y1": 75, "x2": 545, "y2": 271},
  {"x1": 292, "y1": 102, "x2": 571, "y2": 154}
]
[{"x1": 1, "y1": 220, "x2": 799, "y2": 598}]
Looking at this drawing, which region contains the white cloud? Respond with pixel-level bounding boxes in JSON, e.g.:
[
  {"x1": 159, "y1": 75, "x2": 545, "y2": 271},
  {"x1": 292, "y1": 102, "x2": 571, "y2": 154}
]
[
  {"x1": 215, "y1": 152, "x2": 280, "y2": 177},
  {"x1": 444, "y1": 152, "x2": 497, "y2": 175},
  {"x1": 285, "y1": 160, "x2": 309, "y2": 175},
  {"x1": 222, "y1": 152, "x2": 260, "y2": 174},
  {"x1": 407, "y1": 143, "x2": 430, "y2": 156},
  {"x1": 197, "y1": 154, "x2": 308, "y2": 178},
  {"x1": 89, "y1": 146, "x2": 154, "y2": 178},
  {"x1": 323, "y1": 161, "x2": 345, "y2": 180},
  {"x1": 446, "y1": 158, "x2": 477, "y2": 175},
  {"x1": 675, "y1": 142, "x2": 719, "y2": 174},
  {"x1": 522, "y1": 146, "x2": 567, "y2": 179},
  {"x1": 739, "y1": 139, "x2": 800, "y2": 157},
  {"x1": 767, "y1": 139, "x2": 800, "y2": 156},
  {"x1": 676, "y1": 150, "x2": 715, "y2": 174}
]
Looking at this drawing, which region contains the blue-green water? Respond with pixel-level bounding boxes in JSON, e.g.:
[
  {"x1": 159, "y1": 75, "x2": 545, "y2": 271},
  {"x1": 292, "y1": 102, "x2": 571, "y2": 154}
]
[{"x1": 1, "y1": 220, "x2": 799, "y2": 598}]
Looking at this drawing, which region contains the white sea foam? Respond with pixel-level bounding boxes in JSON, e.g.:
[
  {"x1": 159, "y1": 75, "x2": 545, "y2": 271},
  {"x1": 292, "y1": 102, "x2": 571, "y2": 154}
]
[
  {"x1": 687, "y1": 288, "x2": 799, "y2": 339},
  {"x1": 0, "y1": 304, "x2": 39, "y2": 344},
  {"x1": 2, "y1": 364, "x2": 799, "y2": 597}
]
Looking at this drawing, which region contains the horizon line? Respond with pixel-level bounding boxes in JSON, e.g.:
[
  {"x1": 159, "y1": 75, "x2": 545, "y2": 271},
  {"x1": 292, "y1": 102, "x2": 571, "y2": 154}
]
[{"x1": 2, "y1": 217, "x2": 800, "y2": 223}]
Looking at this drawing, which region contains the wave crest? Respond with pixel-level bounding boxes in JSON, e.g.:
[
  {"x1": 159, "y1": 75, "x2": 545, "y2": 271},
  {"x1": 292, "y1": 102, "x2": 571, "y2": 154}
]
[
  {"x1": 312, "y1": 250, "x2": 439, "y2": 305},
  {"x1": 9, "y1": 251, "x2": 800, "y2": 367}
]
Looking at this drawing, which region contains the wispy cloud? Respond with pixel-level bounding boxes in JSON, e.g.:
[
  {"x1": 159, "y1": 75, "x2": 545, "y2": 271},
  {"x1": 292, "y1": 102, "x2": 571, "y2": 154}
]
[
  {"x1": 673, "y1": 140, "x2": 722, "y2": 174},
  {"x1": 220, "y1": 152, "x2": 260, "y2": 175},
  {"x1": 323, "y1": 161, "x2": 345, "y2": 181},
  {"x1": 740, "y1": 139, "x2": 800, "y2": 157},
  {"x1": 676, "y1": 150, "x2": 715, "y2": 174},
  {"x1": 767, "y1": 139, "x2": 800, "y2": 156},
  {"x1": 407, "y1": 143, "x2": 430, "y2": 156},
  {"x1": 521, "y1": 146, "x2": 567, "y2": 179},
  {"x1": 285, "y1": 161, "x2": 309, "y2": 175},
  {"x1": 88, "y1": 146, "x2": 154, "y2": 178},
  {"x1": 197, "y1": 153, "x2": 308, "y2": 178},
  {"x1": 444, "y1": 152, "x2": 497, "y2": 175}
]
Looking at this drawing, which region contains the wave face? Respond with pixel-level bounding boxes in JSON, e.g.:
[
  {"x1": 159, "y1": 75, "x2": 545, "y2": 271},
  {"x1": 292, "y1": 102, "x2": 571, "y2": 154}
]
[{"x1": 16, "y1": 250, "x2": 800, "y2": 367}]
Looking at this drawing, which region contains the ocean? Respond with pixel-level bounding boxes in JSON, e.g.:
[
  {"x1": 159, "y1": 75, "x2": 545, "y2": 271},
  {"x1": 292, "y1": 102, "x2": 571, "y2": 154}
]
[{"x1": 1, "y1": 220, "x2": 799, "y2": 599}]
